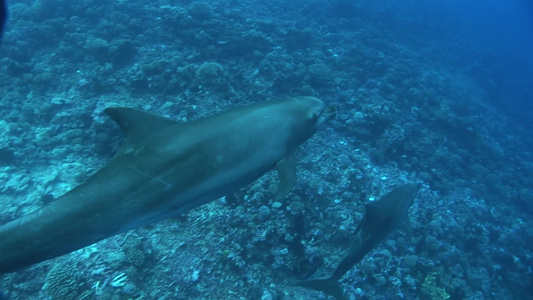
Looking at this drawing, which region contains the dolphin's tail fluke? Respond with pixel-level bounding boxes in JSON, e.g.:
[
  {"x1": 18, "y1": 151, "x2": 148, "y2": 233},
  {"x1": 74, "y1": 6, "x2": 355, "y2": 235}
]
[{"x1": 293, "y1": 278, "x2": 348, "y2": 300}]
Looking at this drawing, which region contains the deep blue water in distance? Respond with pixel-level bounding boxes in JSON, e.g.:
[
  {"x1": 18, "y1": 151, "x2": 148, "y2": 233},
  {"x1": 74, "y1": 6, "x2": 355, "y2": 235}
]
[{"x1": 364, "y1": 0, "x2": 533, "y2": 124}]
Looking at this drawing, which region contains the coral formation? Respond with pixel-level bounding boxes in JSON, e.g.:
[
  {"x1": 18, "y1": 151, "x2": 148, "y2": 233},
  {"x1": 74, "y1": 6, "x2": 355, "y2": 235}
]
[
  {"x1": 308, "y1": 63, "x2": 334, "y2": 86},
  {"x1": 195, "y1": 62, "x2": 224, "y2": 83},
  {"x1": 188, "y1": 1, "x2": 212, "y2": 20},
  {"x1": 421, "y1": 272, "x2": 451, "y2": 300},
  {"x1": 43, "y1": 263, "x2": 83, "y2": 299}
]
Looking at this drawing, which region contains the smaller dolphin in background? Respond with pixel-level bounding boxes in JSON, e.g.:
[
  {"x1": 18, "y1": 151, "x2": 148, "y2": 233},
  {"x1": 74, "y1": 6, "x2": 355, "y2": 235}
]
[{"x1": 294, "y1": 183, "x2": 420, "y2": 300}]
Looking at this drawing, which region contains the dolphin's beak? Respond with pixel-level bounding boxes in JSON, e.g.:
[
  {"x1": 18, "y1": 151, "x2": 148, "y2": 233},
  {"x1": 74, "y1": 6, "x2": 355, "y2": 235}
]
[{"x1": 318, "y1": 106, "x2": 336, "y2": 125}]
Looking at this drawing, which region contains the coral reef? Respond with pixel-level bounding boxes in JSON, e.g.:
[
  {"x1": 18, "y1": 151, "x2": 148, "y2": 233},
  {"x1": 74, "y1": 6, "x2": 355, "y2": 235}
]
[{"x1": 0, "y1": 0, "x2": 531, "y2": 299}]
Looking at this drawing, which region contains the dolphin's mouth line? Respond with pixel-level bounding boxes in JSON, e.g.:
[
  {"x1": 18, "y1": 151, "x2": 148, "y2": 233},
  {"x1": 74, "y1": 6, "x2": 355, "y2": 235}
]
[{"x1": 319, "y1": 105, "x2": 336, "y2": 125}]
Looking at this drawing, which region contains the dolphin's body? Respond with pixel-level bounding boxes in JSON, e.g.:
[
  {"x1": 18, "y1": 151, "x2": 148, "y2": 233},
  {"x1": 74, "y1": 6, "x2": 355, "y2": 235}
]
[
  {"x1": 0, "y1": 96, "x2": 335, "y2": 274},
  {"x1": 294, "y1": 184, "x2": 419, "y2": 300}
]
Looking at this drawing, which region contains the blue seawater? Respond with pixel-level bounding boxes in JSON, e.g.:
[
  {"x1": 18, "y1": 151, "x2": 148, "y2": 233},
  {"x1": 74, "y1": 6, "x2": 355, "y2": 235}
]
[{"x1": 0, "y1": 1, "x2": 531, "y2": 299}]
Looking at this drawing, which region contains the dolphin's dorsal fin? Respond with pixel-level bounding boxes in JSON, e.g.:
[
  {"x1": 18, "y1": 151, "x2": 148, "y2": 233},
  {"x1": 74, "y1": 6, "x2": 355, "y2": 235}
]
[
  {"x1": 105, "y1": 107, "x2": 179, "y2": 143},
  {"x1": 274, "y1": 153, "x2": 297, "y2": 200},
  {"x1": 364, "y1": 202, "x2": 381, "y2": 219}
]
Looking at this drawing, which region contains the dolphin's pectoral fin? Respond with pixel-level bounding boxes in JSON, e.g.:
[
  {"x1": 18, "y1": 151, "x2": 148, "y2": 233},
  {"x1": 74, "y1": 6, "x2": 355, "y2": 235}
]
[
  {"x1": 105, "y1": 107, "x2": 182, "y2": 144},
  {"x1": 275, "y1": 153, "x2": 297, "y2": 200}
]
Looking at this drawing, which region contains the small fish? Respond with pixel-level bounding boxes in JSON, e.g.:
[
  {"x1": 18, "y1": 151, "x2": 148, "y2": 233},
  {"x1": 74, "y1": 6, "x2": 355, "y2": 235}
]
[{"x1": 294, "y1": 184, "x2": 420, "y2": 300}]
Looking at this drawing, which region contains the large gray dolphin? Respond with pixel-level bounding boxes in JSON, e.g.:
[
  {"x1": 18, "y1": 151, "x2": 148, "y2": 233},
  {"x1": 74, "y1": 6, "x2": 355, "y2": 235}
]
[
  {"x1": 294, "y1": 183, "x2": 419, "y2": 300},
  {"x1": 0, "y1": 96, "x2": 335, "y2": 274}
]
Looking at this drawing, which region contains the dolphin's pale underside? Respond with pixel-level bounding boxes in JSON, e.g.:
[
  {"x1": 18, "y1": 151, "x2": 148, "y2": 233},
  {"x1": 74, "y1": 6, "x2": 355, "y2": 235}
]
[{"x1": 0, "y1": 96, "x2": 335, "y2": 274}]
